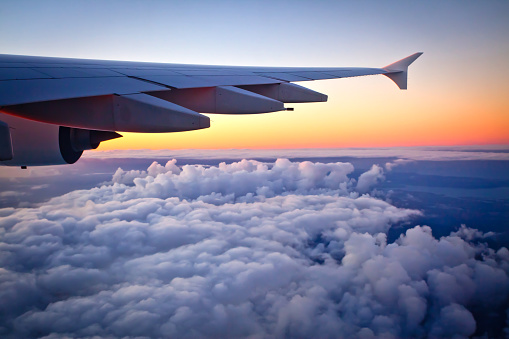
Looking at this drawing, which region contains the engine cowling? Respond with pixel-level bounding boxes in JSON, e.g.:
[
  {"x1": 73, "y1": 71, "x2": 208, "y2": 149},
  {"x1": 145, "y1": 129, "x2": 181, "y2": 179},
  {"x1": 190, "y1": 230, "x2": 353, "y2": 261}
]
[{"x1": 0, "y1": 112, "x2": 120, "y2": 167}]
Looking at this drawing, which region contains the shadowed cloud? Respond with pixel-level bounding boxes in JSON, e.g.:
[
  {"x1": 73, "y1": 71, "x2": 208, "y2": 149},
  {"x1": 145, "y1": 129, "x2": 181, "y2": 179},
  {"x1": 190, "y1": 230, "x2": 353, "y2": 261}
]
[{"x1": 0, "y1": 159, "x2": 508, "y2": 338}]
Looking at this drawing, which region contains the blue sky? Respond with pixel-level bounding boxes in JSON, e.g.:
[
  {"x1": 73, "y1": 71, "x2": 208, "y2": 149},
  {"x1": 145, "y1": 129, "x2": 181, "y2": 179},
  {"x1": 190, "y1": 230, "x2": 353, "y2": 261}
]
[{"x1": 3, "y1": 0, "x2": 508, "y2": 66}]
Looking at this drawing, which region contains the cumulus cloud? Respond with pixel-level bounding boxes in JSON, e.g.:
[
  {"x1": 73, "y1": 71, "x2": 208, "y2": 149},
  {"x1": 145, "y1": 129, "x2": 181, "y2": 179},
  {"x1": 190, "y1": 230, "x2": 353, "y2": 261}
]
[
  {"x1": 0, "y1": 159, "x2": 507, "y2": 338},
  {"x1": 110, "y1": 158, "x2": 356, "y2": 201},
  {"x1": 356, "y1": 164, "x2": 385, "y2": 194},
  {"x1": 385, "y1": 158, "x2": 415, "y2": 171}
]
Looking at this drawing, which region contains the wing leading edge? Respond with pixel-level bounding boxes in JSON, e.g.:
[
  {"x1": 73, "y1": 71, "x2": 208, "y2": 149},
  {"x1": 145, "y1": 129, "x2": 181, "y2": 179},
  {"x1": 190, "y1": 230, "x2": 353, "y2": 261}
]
[{"x1": 0, "y1": 53, "x2": 422, "y2": 108}]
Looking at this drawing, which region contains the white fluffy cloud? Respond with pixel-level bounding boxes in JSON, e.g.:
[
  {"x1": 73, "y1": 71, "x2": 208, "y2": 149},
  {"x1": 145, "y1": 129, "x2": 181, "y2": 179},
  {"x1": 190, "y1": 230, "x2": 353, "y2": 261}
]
[
  {"x1": 356, "y1": 164, "x2": 385, "y2": 193},
  {"x1": 0, "y1": 159, "x2": 507, "y2": 338},
  {"x1": 385, "y1": 159, "x2": 415, "y2": 171}
]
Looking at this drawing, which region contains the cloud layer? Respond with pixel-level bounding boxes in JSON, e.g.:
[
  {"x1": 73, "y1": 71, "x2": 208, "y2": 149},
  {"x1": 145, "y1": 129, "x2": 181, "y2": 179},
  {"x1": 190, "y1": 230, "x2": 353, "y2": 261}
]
[
  {"x1": 83, "y1": 145, "x2": 509, "y2": 161},
  {"x1": 0, "y1": 159, "x2": 508, "y2": 338}
]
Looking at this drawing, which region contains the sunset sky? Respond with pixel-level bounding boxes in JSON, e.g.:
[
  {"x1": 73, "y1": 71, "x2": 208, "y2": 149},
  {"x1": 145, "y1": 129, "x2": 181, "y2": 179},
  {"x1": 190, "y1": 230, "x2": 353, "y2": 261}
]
[{"x1": 2, "y1": 0, "x2": 508, "y2": 149}]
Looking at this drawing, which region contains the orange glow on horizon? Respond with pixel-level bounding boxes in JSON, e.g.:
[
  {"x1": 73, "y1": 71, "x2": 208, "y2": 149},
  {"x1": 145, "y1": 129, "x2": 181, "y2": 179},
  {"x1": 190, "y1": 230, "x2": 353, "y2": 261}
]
[{"x1": 98, "y1": 75, "x2": 509, "y2": 151}]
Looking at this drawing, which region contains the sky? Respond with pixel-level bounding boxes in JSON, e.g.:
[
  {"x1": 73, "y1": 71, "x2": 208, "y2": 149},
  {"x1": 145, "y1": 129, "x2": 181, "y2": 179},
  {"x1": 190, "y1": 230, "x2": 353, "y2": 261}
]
[{"x1": 1, "y1": 0, "x2": 508, "y2": 149}]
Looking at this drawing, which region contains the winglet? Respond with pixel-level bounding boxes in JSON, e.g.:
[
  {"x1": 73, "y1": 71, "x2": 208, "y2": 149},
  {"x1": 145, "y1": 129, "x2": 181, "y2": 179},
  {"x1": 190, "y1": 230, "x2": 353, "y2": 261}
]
[{"x1": 382, "y1": 52, "x2": 423, "y2": 90}]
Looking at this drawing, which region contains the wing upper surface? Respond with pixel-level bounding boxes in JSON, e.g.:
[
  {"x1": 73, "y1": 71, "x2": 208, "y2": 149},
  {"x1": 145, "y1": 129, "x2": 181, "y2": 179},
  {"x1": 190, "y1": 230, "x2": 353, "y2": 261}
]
[{"x1": 0, "y1": 54, "x2": 390, "y2": 106}]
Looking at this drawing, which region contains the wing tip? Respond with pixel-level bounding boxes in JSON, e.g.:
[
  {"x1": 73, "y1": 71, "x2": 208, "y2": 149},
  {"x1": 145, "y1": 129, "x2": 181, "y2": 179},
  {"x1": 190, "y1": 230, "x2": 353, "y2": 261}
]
[
  {"x1": 383, "y1": 52, "x2": 423, "y2": 90},
  {"x1": 383, "y1": 52, "x2": 423, "y2": 72}
]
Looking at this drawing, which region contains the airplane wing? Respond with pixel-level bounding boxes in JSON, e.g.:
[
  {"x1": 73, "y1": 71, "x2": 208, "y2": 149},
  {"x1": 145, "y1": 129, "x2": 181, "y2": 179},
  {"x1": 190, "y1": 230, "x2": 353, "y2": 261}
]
[{"x1": 0, "y1": 53, "x2": 422, "y2": 166}]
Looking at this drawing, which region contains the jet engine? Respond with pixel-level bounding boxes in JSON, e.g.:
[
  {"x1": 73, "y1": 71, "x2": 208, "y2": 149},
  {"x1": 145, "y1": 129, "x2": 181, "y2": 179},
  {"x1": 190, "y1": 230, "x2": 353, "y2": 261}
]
[{"x1": 0, "y1": 112, "x2": 120, "y2": 167}]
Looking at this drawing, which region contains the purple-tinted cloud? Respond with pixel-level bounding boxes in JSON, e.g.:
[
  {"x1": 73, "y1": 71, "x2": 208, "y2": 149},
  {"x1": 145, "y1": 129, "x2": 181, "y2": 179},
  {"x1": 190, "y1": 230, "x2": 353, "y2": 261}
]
[
  {"x1": 0, "y1": 159, "x2": 507, "y2": 338},
  {"x1": 356, "y1": 164, "x2": 385, "y2": 193}
]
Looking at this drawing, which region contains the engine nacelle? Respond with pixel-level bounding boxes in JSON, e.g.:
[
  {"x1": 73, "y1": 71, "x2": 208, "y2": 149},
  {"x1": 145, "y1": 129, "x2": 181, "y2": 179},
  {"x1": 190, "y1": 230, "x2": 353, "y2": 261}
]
[{"x1": 0, "y1": 112, "x2": 120, "y2": 167}]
